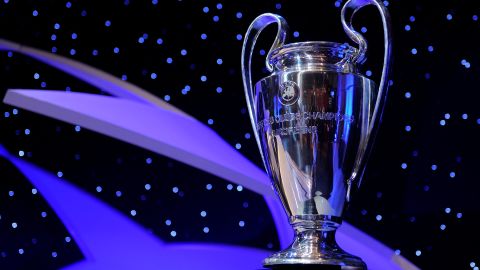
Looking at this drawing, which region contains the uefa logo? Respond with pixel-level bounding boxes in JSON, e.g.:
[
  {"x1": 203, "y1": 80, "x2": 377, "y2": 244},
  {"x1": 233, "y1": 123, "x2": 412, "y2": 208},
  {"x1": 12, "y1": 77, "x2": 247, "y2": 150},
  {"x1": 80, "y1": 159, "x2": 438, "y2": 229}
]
[{"x1": 278, "y1": 81, "x2": 300, "y2": 106}]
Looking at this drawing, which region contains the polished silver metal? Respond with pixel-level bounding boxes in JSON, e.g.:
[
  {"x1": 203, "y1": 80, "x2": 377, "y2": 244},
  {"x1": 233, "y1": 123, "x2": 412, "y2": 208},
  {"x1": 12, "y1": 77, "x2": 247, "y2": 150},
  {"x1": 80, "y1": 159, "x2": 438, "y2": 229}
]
[{"x1": 241, "y1": 0, "x2": 391, "y2": 268}]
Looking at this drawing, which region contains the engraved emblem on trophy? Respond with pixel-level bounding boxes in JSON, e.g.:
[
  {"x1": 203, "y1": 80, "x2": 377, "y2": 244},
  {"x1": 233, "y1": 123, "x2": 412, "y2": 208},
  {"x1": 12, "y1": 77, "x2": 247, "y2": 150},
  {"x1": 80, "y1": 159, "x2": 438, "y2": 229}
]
[
  {"x1": 279, "y1": 81, "x2": 299, "y2": 105},
  {"x1": 241, "y1": 0, "x2": 392, "y2": 268}
]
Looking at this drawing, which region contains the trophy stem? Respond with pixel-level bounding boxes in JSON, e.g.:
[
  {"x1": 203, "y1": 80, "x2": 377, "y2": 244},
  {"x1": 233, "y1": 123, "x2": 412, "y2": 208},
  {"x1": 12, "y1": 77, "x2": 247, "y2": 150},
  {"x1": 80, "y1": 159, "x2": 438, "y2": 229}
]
[{"x1": 263, "y1": 216, "x2": 366, "y2": 269}]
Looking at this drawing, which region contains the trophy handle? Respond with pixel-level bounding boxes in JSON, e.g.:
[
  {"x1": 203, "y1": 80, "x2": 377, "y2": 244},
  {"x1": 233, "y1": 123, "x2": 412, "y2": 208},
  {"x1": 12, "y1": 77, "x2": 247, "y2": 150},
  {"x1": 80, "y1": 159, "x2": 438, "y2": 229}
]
[
  {"x1": 341, "y1": 0, "x2": 392, "y2": 198},
  {"x1": 241, "y1": 13, "x2": 289, "y2": 167}
]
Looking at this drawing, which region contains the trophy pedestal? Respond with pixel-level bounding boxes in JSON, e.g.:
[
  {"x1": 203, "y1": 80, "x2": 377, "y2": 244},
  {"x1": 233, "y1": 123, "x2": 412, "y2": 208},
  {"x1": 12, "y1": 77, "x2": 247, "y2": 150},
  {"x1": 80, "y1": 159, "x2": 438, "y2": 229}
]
[{"x1": 263, "y1": 225, "x2": 366, "y2": 270}]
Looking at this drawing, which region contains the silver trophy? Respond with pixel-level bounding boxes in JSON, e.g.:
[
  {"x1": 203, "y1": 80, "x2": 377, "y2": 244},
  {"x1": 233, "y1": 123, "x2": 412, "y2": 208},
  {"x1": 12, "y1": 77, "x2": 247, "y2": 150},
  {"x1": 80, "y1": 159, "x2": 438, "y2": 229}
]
[{"x1": 241, "y1": 0, "x2": 391, "y2": 268}]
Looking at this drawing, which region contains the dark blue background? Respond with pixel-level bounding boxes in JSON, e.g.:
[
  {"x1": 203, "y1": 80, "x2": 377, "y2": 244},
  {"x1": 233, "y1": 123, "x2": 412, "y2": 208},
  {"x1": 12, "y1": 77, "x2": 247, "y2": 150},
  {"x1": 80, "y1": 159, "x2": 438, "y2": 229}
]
[{"x1": 0, "y1": 0, "x2": 479, "y2": 269}]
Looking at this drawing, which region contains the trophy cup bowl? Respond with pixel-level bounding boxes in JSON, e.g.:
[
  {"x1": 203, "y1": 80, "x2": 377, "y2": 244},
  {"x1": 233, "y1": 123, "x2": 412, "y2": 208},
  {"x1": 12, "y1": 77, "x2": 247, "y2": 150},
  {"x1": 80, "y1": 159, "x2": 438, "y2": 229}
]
[{"x1": 241, "y1": 0, "x2": 391, "y2": 269}]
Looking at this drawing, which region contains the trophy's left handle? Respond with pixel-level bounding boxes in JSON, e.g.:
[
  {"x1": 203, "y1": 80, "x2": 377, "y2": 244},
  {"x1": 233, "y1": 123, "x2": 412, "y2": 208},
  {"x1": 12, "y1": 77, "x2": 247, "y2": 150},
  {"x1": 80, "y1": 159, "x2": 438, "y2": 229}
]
[
  {"x1": 341, "y1": 0, "x2": 392, "y2": 199},
  {"x1": 241, "y1": 13, "x2": 288, "y2": 168}
]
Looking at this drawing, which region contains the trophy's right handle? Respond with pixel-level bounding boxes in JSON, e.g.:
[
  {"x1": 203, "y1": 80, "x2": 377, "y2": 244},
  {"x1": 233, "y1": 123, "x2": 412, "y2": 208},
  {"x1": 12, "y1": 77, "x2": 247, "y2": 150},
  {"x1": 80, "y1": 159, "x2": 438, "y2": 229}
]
[
  {"x1": 341, "y1": 0, "x2": 392, "y2": 199},
  {"x1": 241, "y1": 14, "x2": 288, "y2": 168}
]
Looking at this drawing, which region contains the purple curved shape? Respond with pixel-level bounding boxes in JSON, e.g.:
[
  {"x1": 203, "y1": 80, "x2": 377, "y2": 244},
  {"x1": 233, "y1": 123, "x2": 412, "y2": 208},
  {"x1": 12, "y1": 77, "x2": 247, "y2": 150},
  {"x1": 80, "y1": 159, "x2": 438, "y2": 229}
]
[
  {"x1": 3, "y1": 89, "x2": 293, "y2": 249},
  {"x1": 0, "y1": 38, "x2": 188, "y2": 117},
  {"x1": 3, "y1": 90, "x2": 274, "y2": 197},
  {"x1": 0, "y1": 145, "x2": 270, "y2": 270}
]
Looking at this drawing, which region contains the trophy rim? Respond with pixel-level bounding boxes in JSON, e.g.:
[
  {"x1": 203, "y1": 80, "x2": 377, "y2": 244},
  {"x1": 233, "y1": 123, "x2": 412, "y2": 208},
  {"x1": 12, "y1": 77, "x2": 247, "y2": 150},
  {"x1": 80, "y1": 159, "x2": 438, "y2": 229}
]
[
  {"x1": 268, "y1": 41, "x2": 359, "y2": 72},
  {"x1": 269, "y1": 41, "x2": 358, "y2": 59}
]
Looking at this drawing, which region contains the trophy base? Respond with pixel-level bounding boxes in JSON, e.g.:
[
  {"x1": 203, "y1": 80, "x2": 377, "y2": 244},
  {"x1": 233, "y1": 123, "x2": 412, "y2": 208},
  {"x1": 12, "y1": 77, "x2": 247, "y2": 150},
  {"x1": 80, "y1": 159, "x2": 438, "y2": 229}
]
[{"x1": 264, "y1": 218, "x2": 366, "y2": 270}]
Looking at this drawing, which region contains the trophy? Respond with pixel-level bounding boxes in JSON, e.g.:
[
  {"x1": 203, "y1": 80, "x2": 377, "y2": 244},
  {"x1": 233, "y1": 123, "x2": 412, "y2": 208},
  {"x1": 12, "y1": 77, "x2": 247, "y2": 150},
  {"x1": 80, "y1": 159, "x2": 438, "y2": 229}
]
[{"x1": 241, "y1": 0, "x2": 391, "y2": 268}]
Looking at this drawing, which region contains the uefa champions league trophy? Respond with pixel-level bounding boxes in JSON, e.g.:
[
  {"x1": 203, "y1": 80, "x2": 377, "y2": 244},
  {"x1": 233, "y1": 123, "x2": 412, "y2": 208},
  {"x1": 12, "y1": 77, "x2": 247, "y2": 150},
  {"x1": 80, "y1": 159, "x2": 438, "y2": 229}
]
[{"x1": 241, "y1": 0, "x2": 392, "y2": 268}]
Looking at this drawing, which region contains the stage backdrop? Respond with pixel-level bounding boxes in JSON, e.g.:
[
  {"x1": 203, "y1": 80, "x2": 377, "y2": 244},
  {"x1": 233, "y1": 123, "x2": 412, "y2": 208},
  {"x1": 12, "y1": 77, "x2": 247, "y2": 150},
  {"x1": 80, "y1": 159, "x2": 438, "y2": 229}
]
[{"x1": 1, "y1": 0, "x2": 479, "y2": 269}]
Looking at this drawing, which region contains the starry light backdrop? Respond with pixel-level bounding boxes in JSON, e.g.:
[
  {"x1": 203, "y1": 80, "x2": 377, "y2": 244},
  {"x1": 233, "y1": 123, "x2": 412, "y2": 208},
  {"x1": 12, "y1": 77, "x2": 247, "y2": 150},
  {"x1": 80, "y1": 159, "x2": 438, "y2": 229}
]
[{"x1": 0, "y1": 0, "x2": 479, "y2": 269}]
